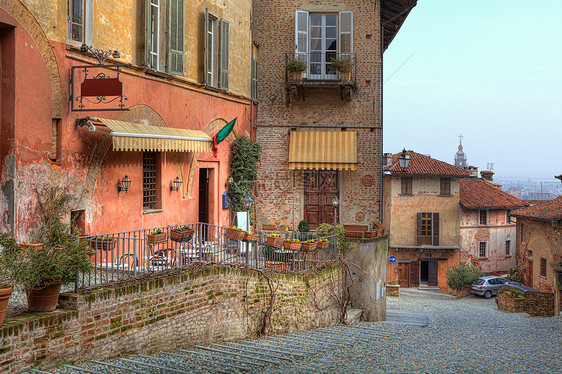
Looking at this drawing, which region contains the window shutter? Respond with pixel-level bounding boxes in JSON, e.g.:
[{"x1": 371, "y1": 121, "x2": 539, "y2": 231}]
[
  {"x1": 204, "y1": 8, "x2": 209, "y2": 85},
  {"x1": 219, "y1": 19, "x2": 229, "y2": 89},
  {"x1": 401, "y1": 178, "x2": 407, "y2": 195},
  {"x1": 416, "y1": 212, "x2": 422, "y2": 246},
  {"x1": 428, "y1": 260, "x2": 438, "y2": 286},
  {"x1": 167, "y1": 0, "x2": 184, "y2": 75},
  {"x1": 339, "y1": 11, "x2": 353, "y2": 56},
  {"x1": 410, "y1": 260, "x2": 419, "y2": 287},
  {"x1": 145, "y1": 0, "x2": 152, "y2": 67},
  {"x1": 433, "y1": 213, "x2": 440, "y2": 246},
  {"x1": 295, "y1": 10, "x2": 309, "y2": 59}
]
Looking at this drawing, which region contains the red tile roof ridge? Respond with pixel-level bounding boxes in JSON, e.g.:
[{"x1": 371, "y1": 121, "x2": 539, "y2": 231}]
[
  {"x1": 384, "y1": 150, "x2": 471, "y2": 178},
  {"x1": 511, "y1": 195, "x2": 562, "y2": 221},
  {"x1": 459, "y1": 178, "x2": 528, "y2": 209}
]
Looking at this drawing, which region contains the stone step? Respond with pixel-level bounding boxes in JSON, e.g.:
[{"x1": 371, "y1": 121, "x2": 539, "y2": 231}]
[
  {"x1": 345, "y1": 308, "x2": 363, "y2": 325},
  {"x1": 417, "y1": 286, "x2": 441, "y2": 293}
]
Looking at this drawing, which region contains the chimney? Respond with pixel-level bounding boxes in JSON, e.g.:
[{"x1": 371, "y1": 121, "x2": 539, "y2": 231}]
[
  {"x1": 481, "y1": 170, "x2": 494, "y2": 182},
  {"x1": 466, "y1": 165, "x2": 478, "y2": 178},
  {"x1": 382, "y1": 153, "x2": 393, "y2": 167}
]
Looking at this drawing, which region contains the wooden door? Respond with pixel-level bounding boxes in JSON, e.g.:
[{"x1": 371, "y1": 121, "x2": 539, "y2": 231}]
[
  {"x1": 410, "y1": 260, "x2": 420, "y2": 287},
  {"x1": 198, "y1": 168, "x2": 210, "y2": 224},
  {"x1": 428, "y1": 260, "x2": 439, "y2": 286},
  {"x1": 398, "y1": 262, "x2": 410, "y2": 287},
  {"x1": 304, "y1": 170, "x2": 338, "y2": 228}
]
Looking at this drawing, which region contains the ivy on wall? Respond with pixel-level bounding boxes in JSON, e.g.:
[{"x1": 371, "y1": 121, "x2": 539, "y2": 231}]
[{"x1": 230, "y1": 137, "x2": 261, "y2": 214}]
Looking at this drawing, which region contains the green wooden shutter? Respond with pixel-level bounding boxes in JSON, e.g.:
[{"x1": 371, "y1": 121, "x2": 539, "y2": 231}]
[
  {"x1": 145, "y1": 0, "x2": 152, "y2": 67},
  {"x1": 167, "y1": 0, "x2": 184, "y2": 75},
  {"x1": 219, "y1": 19, "x2": 229, "y2": 90},
  {"x1": 204, "y1": 8, "x2": 209, "y2": 85}
]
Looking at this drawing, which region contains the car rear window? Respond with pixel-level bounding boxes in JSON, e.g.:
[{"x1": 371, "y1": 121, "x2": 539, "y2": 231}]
[{"x1": 473, "y1": 279, "x2": 485, "y2": 285}]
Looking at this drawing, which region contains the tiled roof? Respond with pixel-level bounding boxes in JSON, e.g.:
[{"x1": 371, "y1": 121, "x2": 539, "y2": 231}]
[
  {"x1": 384, "y1": 150, "x2": 471, "y2": 177},
  {"x1": 460, "y1": 178, "x2": 528, "y2": 210},
  {"x1": 511, "y1": 196, "x2": 562, "y2": 221}
]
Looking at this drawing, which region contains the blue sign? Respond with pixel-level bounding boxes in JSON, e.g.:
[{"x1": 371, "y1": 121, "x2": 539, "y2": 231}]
[
  {"x1": 222, "y1": 191, "x2": 231, "y2": 209},
  {"x1": 389, "y1": 256, "x2": 397, "y2": 263}
]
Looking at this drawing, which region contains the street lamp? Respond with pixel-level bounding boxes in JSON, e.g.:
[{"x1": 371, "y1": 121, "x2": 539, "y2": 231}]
[
  {"x1": 244, "y1": 193, "x2": 254, "y2": 231},
  {"x1": 398, "y1": 149, "x2": 410, "y2": 169},
  {"x1": 170, "y1": 176, "x2": 182, "y2": 192},
  {"x1": 118, "y1": 175, "x2": 131, "y2": 193},
  {"x1": 332, "y1": 196, "x2": 339, "y2": 251}
]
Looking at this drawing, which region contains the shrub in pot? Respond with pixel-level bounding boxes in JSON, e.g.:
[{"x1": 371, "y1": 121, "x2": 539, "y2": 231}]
[{"x1": 0, "y1": 187, "x2": 93, "y2": 312}]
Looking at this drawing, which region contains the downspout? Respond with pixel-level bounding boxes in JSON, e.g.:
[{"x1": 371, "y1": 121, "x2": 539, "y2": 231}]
[{"x1": 379, "y1": 0, "x2": 417, "y2": 222}]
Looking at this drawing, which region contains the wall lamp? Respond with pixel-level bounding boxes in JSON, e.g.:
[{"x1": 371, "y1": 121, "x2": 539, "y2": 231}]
[
  {"x1": 80, "y1": 43, "x2": 121, "y2": 65},
  {"x1": 170, "y1": 176, "x2": 182, "y2": 192},
  {"x1": 553, "y1": 219, "x2": 559, "y2": 229},
  {"x1": 398, "y1": 149, "x2": 410, "y2": 169},
  {"x1": 118, "y1": 175, "x2": 131, "y2": 193},
  {"x1": 225, "y1": 176, "x2": 234, "y2": 189}
]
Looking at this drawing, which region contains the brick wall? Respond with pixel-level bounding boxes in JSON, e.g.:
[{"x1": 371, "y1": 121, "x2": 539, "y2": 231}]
[
  {"x1": 254, "y1": 0, "x2": 382, "y2": 227},
  {"x1": 0, "y1": 265, "x2": 342, "y2": 372},
  {"x1": 497, "y1": 290, "x2": 556, "y2": 317}
]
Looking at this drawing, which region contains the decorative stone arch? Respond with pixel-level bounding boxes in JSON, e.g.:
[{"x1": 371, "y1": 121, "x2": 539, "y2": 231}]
[
  {"x1": 185, "y1": 118, "x2": 238, "y2": 198},
  {"x1": 527, "y1": 227, "x2": 555, "y2": 260},
  {"x1": 0, "y1": 0, "x2": 63, "y2": 118},
  {"x1": 78, "y1": 105, "x2": 167, "y2": 209}
]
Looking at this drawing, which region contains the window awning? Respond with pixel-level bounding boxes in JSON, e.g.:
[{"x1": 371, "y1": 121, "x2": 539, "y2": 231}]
[
  {"x1": 288, "y1": 131, "x2": 357, "y2": 171},
  {"x1": 86, "y1": 117, "x2": 212, "y2": 152}
]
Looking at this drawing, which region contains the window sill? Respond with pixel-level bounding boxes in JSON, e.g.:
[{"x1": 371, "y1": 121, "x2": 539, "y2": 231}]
[
  {"x1": 505, "y1": 255, "x2": 512, "y2": 258},
  {"x1": 478, "y1": 257, "x2": 488, "y2": 260},
  {"x1": 400, "y1": 193, "x2": 413, "y2": 196},
  {"x1": 438, "y1": 194, "x2": 451, "y2": 197},
  {"x1": 145, "y1": 68, "x2": 171, "y2": 79},
  {"x1": 143, "y1": 209, "x2": 163, "y2": 215},
  {"x1": 539, "y1": 275, "x2": 547, "y2": 279}
]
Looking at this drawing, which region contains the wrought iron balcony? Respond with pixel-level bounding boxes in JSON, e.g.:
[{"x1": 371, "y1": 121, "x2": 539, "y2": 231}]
[{"x1": 285, "y1": 53, "x2": 356, "y2": 85}]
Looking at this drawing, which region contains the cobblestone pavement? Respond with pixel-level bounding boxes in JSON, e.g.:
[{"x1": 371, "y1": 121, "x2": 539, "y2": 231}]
[{"x1": 34, "y1": 289, "x2": 562, "y2": 374}]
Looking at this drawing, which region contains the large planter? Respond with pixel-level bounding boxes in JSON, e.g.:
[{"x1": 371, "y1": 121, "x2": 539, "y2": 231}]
[
  {"x1": 147, "y1": 232, "x2": 168, "y2": 245},
  {"x1": 340, "y1": 70, "x2": 352, "y2": 82},
  {"x1": 266, "y1": 236, "x2": 284, "y2": 248},
  {"x1": 345, "y1": 231, "x2": 364, "y2": 238},
  {"x1": 283, "y1": 240, "x2": 302, "y2": 251},
  {"x1": 170, "y1": 228, "x2": 194, "y2": 242},
  {"x1": 262, "y1": 224, "x2": 277, "y2": 231},
  {"x1": 289, "y1": 71, "x2": 304, "y2": 82},
  {"x1": 302, "y1": 242, "x2": 317, "y2": 252},
  {"x1": 316, "y1": 241, "x2": 330, "y2": 250},
  {"x1": 243, "y1": 232, "x2": 259, "y2": 242},
  {"x1": 364, "y1": 231, "x2": 377, "y2": 238},
  {"x1": 27, "y1": 281, "x2": 62, "y2": 312},
  {"x1": 0, "y1": 286, "x2": 13, "y2": 325},
  {"x1": 226, "y1": 228, "x2": 246, "y2": 241},
  {"x1": 90, "y1": 238, "x2": 115, "y2": 251}
]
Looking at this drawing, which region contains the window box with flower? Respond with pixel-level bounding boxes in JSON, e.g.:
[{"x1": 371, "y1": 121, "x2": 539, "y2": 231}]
[
  {"x1": 283, "y1": 239, "x2": 302, "y2": 251},
  {"x1": 147, "y1": 229, "x2": 167, "y2": 244},
  {"x1": 170, "y1": 225, "x2": 194, "y2": 242},
  {"x1": 301, "y1": 240, "x2": 317, "y2": 252},
  {"x1": 267, "y1": 234, "x2": 284, "y2": 248},
  {"x1": 227, "y1": 226, "x2": 246, "y2": 241}
]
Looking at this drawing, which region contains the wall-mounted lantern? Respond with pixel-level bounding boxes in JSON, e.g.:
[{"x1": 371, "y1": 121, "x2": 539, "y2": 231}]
[
  {"x1": 225, "y1": 175, "x2": 234, "y2": 189},
  {"x1": 170, "y1": 176, "x2": 182, "y2": 192},
  {"x1": 118, "y1": 175, "x2": 131, "y2": 193},
  {"x1": 398, "y1": 149, "x2": 410, "y2": 169}
]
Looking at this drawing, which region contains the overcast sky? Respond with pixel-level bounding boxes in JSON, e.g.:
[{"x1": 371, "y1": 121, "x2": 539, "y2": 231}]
[{"x1": 383, "y1": 0, "x2": 562, "y2": 180}]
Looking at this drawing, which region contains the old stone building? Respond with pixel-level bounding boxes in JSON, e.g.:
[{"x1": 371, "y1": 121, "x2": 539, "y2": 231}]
[
  {"x1": 0, "y1": 0, "x2": 255, "y2": 239},
  {"x1": 383, "y1": 150, "x2": 471, "y2": 290},
  {"x1": 253, "y1": 0, "x2": 416, "y2": 229},
  {"x1": 459, "y1": 172, "x2": 528, "y2": 274}
]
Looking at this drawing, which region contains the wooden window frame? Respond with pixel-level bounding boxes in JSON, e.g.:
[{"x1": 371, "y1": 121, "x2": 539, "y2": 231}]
[
  {"x1": 505, "y1": 240, "x2": 511, "y2": 257},
  {"x1": 143, "y1": 151, "x2": 162, "y2": 212},
  {"x1": 401, "y1": 177, "x2": 412, "y2": 195},
  {"x1": 540, "y1": 257, "x2": 547, "y2": 278},
  {"x1": 439, "y1": 178, "x2": 451, "y2": 196},
  {"x1": 417, "y1": 212, "x2": 439, "y2": 246},
  {"x1": 478, "y1": 241, "x2": 487, "y2": 258},
  {"x1": 479, "y1": 209, "x2": 488, "y2": 225},
  {"x1": 204, "y1": 10, "x2": 219, "y2": 87},
  {"x1": 68, "y1": 0, "x2": 85, "y2": 43}
]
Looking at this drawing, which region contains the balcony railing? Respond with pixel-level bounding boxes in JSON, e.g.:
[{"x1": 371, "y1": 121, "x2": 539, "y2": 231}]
[
  {"x1": 285, "y1": 53, "x2": 356, "y2": 84},
  {"x1": 77, "y1": 222, "x2": 338, "y2": 290}
]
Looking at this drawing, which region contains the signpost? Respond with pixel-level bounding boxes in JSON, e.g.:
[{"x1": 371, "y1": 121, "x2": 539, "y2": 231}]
[{"x1": 389, "y1": 256, "x2": 397, "y2": 285}]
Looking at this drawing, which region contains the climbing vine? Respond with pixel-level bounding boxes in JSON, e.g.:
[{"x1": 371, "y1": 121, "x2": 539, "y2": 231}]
[{"x1": 230, "y1": 137, "x2": 261, "y2": 214}]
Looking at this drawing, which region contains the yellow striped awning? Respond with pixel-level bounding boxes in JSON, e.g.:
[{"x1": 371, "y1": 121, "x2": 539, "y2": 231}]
[
  {"x1": 288, "y1": 131, "x2": 357, "y2": 171},
  {"x1": 89, "y1": 117, "x2": 212, "y2": 152}
]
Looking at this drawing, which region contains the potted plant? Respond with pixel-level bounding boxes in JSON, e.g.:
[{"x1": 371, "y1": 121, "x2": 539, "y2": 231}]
[
  {"x1": 0, "y1": 247, "x2": 13, "y2": 325},
  {"x1": 0, "y1": 187, "x2": 93, "y2": 312},
  {"x1": 316, "y1": 238, "x2": 330, "y2": 250},
  {"x1": 226, "y1": 226, "x2": 246, "y2": 241},
  {"x1": 286, "y1": 58, "x2": 307, "y2": 82},
  {"x1": 170, "y1": 225, "x2": 194, "y2": 242},
  {"x1": 147, "y1": 228, "x2": 167, "y2": 244},
  {"x1": 243, "y1": 230, "x2": 258, "y2": 242},
  {"x1": 266, "y1": 233, "x2": 284, "y2": 248},
  {"x1": 301, "y1": 239, "x2": 317, "y2": 252},
  {"x1": 283, "y1": 238, "x2": 302, "y2": 251},
  {"x1": 330, "y1": 56, "x2": 353, "y2": 82},
  {"x1": 90, "y1": 236, "x2": 115, "y2": 251}
]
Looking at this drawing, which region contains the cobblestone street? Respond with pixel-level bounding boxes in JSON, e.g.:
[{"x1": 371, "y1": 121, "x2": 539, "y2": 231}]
[{"x1": 46, "y1": 289, "x2": 561, "y2": 374}]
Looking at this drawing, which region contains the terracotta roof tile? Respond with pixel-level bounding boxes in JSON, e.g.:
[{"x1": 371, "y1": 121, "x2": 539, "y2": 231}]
[
  {"x1": 384, "y1": 151, "x2": 471, "y2": 177},
  {"x1": 511, "y1": 196, "x2": 562, "y2": 221},
  {"x1": 460, "y1": 178, "x2": 528, "y2": 209}
]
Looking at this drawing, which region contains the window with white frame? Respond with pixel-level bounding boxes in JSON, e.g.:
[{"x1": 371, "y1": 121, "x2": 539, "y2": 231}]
[
  {"x1": 295, "y1": 10, "x2": 353, "y2": 80},
  {"x1": 204, "y1": 9, "x2": 229, "y2": 89},
  {"x1": 145, "y1": 0, "x2": 185, "y2": 74},
  {"x1": 478, "y1": 241, "x2": 487, "y2": 258},
  {"x1": 67, "y1": 0, "x2": 92, "y2": 45},
  {"x1": 505, "y1": 240, "x2": 511, "y2": 256}
]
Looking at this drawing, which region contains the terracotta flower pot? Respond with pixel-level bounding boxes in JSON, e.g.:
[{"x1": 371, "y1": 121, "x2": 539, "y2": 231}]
[
  {"x1": 283, "y1": 240, "x2": 302, "y2": 251},
  {"x1": 262, "y1": 224, "x2": 277, "y2": 231},
  {"x1": 302, "y1": 242, "x2": 317, "y2": 252},
  {"x1": 266, "y1": 236, "x2": 284, "y2": 248},
  {"x1": 170, "y1": 228, "x2": 194, "y2": 242},
  {"x1": 243, "y1": 232, "x2": 259, "y2": 242},
  {"x1": 147, "y1": 232, "x2": 168, "y2": 244},
  {"x1": 226, "y1": 228, "x2": 246, "y2": 241},
  {"x1": 0, "y1": 286, "x2": 13, "y2": 325},
  {"x1": 316, "y1": 241, "x2": 329, "y2": 250},
  {"x1": 90, "y1": 238, "x2": 115, "y2": 251},
  {"x1": 27, "y1": 282, "x2": 62, "y2": 312}
]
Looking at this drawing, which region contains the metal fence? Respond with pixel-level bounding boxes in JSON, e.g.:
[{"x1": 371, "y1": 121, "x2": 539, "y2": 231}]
[{"x1": 77, "y1": 223, "x2": 338, "y2": 290}]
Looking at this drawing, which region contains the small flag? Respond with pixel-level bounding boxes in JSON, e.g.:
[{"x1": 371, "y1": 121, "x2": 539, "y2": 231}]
[{"x1": 212, "y1": 118, "x2": 236, "y2": 157}]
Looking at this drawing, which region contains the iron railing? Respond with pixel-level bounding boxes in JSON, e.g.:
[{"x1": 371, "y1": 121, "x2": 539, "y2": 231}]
[
  {"x1": 285, "y1": 53, "x2": 356, "y2": 83},
  {"x1": 77, "y1": 223, "x2": 338, "y2": 289}
]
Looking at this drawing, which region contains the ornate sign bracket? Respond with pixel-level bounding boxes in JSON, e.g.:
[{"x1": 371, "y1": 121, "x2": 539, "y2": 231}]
[{"x1": 70, "y1": 63, "x2": 130, "y2": 112}]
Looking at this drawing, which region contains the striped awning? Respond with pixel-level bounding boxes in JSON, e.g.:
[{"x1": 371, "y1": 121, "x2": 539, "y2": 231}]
[
  {"x1": 288, "y1": 131, "x2": 357, "y2": 171},
  {"x1": 88, "y1": 117, "x2": 212, "y2": 152}
]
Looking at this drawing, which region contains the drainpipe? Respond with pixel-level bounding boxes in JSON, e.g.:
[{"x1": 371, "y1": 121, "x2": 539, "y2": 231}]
[{"x1": 379, "y1": 0, "x2": 417, "y2": 222}]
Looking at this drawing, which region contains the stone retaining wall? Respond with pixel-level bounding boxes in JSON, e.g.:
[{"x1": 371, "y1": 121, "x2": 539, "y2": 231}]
[
  {"x1": 0, "y1": 264, "x2": 342, "y2": 372},
  {"x1": 497, "y1": 290, "x2": 556, "y2": 317}
]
